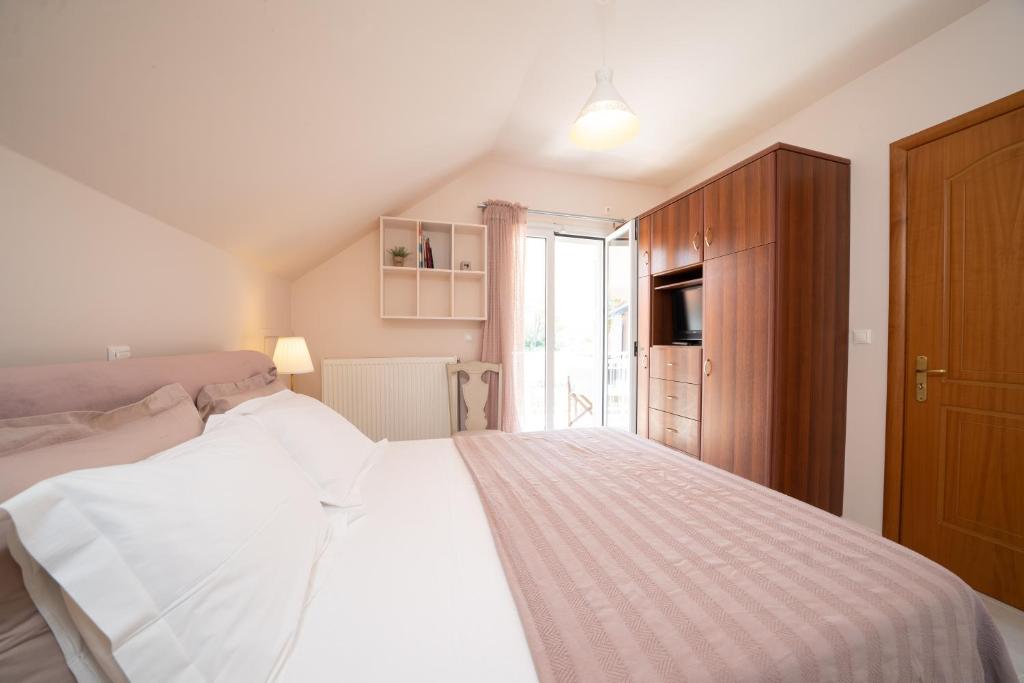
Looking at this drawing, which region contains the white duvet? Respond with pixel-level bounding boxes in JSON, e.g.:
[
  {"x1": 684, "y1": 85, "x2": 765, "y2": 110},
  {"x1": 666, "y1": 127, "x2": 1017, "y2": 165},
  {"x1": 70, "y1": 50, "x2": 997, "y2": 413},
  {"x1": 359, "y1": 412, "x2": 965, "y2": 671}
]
[{"x1": 278, "y1": 437, "x2": 538, "y2": 683}]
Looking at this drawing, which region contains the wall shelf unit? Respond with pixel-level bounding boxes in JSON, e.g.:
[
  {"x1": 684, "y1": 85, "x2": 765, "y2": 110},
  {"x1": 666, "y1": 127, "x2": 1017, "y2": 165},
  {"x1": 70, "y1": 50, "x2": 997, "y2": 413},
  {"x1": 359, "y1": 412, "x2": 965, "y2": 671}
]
[{"x1": 379, "y1": 216, "x2": 487, "y2": 320}]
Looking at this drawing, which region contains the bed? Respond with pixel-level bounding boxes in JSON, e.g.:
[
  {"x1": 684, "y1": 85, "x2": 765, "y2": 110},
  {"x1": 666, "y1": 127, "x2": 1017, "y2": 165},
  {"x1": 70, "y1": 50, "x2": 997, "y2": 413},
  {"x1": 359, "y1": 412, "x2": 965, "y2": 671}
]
[{"x1": 0, "y1": 352, "x2": 1017, "y2": 683}]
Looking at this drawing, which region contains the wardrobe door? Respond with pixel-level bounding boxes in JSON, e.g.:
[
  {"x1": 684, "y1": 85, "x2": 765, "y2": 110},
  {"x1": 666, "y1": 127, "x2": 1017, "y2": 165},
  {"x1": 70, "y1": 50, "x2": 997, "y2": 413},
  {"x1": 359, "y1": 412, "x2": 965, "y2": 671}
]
[
  {"x1": 650, "y1": 206, "x2": 670, "y2": 274},
  {"x1": 652, "y1": 194, "x2": 703, "y2": 274},
  {"x1": 703, "y1": 153, "x2": 776, "y2": 259},
  {"x1": 700, "y1": 244, "x2": 774, "y2": 485},
  {"x1": 637, "y1": 276, "x2": 651, "y2": 437},
  {"x1": 637, "y1": 214, "x2": 652, "y2": 277}
]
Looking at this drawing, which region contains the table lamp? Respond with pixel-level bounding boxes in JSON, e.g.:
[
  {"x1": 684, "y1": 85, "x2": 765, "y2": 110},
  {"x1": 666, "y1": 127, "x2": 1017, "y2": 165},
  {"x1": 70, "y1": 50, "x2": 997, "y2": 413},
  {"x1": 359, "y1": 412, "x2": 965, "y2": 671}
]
[{"x1": 272, "y1": 336, "x2": 313, "y2": 390}]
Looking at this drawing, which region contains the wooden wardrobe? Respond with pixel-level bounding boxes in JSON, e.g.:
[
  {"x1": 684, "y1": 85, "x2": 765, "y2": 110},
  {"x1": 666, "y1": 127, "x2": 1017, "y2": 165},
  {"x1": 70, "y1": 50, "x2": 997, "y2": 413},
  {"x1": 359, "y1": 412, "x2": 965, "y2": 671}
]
[{"x1": 636, "y1": 143, "x2": 850, "y2": 515}]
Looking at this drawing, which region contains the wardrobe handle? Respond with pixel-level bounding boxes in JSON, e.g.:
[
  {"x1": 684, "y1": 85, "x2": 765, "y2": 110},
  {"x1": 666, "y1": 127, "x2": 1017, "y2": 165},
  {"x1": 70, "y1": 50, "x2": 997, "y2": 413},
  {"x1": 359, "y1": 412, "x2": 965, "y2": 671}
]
[
  {"x1": 641, "y1": 249, "x2": 649, "y2": 267},
  {"x1": 705, "y1": 226, "x2": 713, "y2": 246},
  {"x1": 704, "y1": 358, "x2": 712, "y2": 377},
  {"x1": 692, "y1": 230, "x2": 701, "y2": 252}
]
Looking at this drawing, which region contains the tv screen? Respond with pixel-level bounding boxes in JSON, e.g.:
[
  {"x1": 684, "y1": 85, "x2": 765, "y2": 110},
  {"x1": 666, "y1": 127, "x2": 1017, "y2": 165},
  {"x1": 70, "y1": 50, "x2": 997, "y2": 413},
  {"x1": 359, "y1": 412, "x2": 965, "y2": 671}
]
[{"x1": 670, "y1": 285, "x2": 702, "y2": 343}]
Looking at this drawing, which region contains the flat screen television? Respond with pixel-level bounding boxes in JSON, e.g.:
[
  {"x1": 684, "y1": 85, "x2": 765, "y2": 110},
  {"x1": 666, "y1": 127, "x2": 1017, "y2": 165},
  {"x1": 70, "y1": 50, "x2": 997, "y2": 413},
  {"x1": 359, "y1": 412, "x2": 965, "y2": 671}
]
[{"x1": 670, "y1": 285, "x2": 702, "y2": 344}]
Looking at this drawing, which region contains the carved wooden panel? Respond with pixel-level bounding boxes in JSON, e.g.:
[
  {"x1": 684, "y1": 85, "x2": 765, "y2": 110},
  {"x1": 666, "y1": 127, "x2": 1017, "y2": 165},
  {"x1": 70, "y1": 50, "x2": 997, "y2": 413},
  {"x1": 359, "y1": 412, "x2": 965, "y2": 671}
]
[
  {"x1": 948, "y1": 142, "x2": 1024, "y2": 383},
  {"x1": 941, "y1": 409, "x2": 1024, "y2": 550}
]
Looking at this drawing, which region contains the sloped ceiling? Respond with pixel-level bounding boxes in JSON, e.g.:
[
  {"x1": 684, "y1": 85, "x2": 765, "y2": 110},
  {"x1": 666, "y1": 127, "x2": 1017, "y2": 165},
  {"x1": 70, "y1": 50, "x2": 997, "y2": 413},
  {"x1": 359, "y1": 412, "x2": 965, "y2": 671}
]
[{"x1": 0, "y1": 0, "x2": 983, "y2": 278}]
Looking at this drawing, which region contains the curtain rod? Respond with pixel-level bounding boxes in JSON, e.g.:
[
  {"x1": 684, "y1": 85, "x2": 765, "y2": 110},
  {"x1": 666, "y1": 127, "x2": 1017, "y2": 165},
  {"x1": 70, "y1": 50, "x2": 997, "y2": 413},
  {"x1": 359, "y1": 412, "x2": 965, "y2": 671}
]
[{"x1": 476, "y1": 203, "x2": 625, "y2": 225}]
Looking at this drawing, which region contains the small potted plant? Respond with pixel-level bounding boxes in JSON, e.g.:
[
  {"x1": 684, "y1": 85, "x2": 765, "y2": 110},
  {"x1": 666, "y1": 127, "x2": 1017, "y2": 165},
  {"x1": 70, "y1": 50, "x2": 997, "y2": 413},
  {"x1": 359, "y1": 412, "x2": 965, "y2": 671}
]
[{"x1": 388, "y1": 245, "x2": 410, "y2": 267}]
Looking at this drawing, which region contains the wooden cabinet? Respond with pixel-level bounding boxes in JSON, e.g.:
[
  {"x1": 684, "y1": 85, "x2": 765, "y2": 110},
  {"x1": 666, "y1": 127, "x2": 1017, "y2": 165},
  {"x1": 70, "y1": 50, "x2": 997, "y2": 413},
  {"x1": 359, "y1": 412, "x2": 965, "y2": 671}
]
[
  {"x1": 652, "y1": 193, "x2": 702, "y2": 274},
  {"x1": 701, "y1": 245, "x2": 774, "y2": 486},
  {"x1": 633, "y1": 143, "x2": 850, "y2": 515},
  {"x1": 637, "y1": 276, "x2": 651, "y2": 437},
  {"x1": 702, "y1": 153, "x2": 775, "y2": 260},
  {"x1": 637, "y1": 214, "x2": 652, "y2": 277}
]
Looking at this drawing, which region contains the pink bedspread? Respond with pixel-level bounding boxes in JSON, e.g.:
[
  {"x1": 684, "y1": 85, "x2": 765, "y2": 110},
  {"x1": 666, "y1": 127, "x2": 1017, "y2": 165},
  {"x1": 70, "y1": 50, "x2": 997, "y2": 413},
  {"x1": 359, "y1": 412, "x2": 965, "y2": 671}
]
[{"x1": 454, "y1": 428, "x2": 1016, "y2": 683}]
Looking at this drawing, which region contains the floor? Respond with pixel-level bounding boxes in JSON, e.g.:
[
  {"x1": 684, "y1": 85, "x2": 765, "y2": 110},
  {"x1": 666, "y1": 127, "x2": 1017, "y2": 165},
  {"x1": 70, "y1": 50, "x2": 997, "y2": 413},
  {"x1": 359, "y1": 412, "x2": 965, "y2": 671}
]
[{"x1": 979, "y1": 593, "x2": 1024, "y2": 680}]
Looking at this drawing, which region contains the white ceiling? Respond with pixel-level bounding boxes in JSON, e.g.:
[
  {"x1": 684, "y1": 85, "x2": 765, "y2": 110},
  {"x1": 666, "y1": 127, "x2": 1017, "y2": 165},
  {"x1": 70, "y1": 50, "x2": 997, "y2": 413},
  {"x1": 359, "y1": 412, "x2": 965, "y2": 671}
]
[{"x1": 0, "y1": 0, "x2": 983, "y2": 278}]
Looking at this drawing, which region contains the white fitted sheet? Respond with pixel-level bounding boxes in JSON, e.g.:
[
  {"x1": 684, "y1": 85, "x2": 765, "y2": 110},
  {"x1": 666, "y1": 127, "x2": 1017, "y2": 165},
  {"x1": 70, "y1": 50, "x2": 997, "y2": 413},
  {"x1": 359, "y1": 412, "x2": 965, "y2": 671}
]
[{"x1": 278, "y1": 437, "x2": 538, "y2": 683}]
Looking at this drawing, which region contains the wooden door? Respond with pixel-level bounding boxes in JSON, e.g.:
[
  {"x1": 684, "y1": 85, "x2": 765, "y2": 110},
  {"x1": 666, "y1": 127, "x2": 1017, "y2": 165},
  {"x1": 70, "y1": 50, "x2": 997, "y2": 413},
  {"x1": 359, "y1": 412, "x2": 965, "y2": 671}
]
[
  {"x1": 637, "y1": 214, "x2": 652, "y2": 277},
  {"x1": 636, "y1": 276, "x2": 651, "y2": 437},
  {"x1": 703, "y1": 153, "x2": 776, "y2": 260},
  {"x1": 701, "y1": 245, "x2": 773, "y2": 484},
  {"x1": 652, "y1": 194, "x2": 702, "y2": 274},
  {"x1": 899, "y1": 102, "x2": 1024, "y2": 608}
]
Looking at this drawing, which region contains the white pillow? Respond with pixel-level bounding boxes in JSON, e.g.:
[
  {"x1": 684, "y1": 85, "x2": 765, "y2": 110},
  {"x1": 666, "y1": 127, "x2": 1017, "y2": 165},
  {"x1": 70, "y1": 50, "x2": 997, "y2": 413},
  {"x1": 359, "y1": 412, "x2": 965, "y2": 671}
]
[
  {"x1": 207, "y1": 390, "x2": 379, "y2": 512},
  {"x1": 1, "y1": 420, "x2": 332, "y2": 683}
]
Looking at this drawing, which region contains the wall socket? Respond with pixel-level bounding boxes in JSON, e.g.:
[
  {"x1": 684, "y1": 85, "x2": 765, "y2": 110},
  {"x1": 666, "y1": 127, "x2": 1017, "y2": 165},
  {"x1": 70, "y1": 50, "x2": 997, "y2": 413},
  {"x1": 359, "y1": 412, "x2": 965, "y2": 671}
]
[{"x1": 107, "y1": 345, "x2": 131, "y2": 361}]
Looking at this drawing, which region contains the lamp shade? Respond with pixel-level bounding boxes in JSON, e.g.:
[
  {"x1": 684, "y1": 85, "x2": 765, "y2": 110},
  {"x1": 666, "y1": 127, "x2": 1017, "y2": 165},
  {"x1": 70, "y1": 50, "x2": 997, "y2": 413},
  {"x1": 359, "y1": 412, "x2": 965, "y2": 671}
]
[
  {"x1": 570, "y1": 66, "x2": 639, "y2": 151},
  {"x1": 272, "y1": 337, "x2": 313, "y2": 375}
]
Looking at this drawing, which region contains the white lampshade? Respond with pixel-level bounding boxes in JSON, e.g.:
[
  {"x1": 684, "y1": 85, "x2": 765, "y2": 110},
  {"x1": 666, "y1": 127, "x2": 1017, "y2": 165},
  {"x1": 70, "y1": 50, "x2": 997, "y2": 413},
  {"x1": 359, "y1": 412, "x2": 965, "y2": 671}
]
[
  {"x1": 272, "y1": 337, "x2": 313, "y2": 375},
  {"x1": 570, "y1": 66, "x2": 639, "y2": 151}
]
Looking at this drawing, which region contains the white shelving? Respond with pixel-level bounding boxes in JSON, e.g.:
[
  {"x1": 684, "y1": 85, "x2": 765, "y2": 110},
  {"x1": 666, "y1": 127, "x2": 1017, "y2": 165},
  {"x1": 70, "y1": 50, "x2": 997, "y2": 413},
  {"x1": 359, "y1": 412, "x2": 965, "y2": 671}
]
[{"x1": 379, "y1": 216, "x2": 487, "y2": 320}]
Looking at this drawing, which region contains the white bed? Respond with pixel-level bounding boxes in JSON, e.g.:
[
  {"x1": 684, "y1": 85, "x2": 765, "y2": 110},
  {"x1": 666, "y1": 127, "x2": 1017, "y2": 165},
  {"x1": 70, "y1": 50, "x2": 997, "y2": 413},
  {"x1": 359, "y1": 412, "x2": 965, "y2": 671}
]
[{"x1": 279, "y1": 437, "x2": 538, "y2": 683}]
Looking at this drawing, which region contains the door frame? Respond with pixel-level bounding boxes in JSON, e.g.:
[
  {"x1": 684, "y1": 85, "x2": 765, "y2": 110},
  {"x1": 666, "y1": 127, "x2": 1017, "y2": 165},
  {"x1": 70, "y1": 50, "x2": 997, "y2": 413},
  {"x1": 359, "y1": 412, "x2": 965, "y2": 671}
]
[
  {"x1": 525, "y1": 223, "x2": 609, "y2": 430},
  {"x1": 882, "y1": 89, "x2": 1024, "y2": 541},
  {"x1": 604, "y1": 220, "x2": 637, "y2": 432}
]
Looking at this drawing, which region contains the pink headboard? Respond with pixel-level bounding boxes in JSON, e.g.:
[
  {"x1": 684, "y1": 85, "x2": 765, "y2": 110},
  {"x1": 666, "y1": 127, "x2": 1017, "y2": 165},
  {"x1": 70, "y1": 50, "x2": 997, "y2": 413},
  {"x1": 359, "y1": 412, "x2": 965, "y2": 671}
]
[{"x1": 0, "y1": 351, "x2": 276, "y2": 419}]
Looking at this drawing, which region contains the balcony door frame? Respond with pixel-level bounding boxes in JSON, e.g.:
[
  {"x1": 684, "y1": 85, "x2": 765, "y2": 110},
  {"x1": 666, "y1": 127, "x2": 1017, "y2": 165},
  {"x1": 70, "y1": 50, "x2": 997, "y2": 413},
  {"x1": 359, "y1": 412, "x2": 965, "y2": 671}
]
[{"x1": 525, "y1": 223, "x2": 614, "y2": 430}]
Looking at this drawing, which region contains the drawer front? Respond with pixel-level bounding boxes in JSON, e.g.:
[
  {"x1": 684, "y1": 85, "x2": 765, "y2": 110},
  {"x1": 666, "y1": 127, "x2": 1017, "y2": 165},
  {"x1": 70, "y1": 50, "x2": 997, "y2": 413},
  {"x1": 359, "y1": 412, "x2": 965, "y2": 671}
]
[
  {"x1": 649, "y1": 378, "x2": 700, "y2": 420},
  {"x1": 649, "y1": 409, "x2": 700, "y2": 457},
  {"x1": 649, "y1": 345, "x2": 702, "y2": 383}
]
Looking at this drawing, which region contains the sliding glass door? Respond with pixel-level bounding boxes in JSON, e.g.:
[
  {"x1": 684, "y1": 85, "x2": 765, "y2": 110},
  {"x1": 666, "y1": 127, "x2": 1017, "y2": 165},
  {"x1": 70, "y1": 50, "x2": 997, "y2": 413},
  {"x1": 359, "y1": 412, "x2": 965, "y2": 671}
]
[{"x1": 520, "y1": 224, "x2": 635, "y2": 432}]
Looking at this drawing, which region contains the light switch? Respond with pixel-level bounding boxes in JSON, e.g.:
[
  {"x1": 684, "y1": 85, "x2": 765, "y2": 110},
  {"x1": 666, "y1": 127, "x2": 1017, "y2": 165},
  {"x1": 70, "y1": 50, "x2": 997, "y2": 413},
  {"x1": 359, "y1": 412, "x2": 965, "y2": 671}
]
[
  {"x1": 852, "y1": 329, "x2": 872, "y2": 345},
  {"x1": 107, "y1": 345, "x2": 131, "y2": 361}
]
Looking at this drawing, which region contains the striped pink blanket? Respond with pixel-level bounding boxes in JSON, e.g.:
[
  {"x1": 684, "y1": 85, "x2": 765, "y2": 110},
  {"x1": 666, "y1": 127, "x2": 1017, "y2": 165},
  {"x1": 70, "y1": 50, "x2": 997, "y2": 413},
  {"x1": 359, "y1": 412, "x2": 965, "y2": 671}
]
[{"x1": 454, "y1": 428, "x2": 1016, "y2": 683}]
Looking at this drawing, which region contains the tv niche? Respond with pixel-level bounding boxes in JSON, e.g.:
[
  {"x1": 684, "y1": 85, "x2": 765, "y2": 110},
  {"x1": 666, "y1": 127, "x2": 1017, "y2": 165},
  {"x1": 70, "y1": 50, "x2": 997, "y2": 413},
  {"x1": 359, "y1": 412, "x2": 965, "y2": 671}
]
[
  {"x1": 651, "y1": 266, "x2": 703, "y2": 347},
  {"x1": 670, "y1": 284, "x2": 702, "y2": 345}
]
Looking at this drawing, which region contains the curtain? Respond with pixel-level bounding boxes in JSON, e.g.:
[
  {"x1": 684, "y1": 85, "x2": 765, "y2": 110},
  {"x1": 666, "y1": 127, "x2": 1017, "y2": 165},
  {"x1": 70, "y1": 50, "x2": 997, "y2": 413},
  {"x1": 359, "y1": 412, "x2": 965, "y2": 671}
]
[{"x1": 480, "y1": 200, "x2": 526, "y2": 431}]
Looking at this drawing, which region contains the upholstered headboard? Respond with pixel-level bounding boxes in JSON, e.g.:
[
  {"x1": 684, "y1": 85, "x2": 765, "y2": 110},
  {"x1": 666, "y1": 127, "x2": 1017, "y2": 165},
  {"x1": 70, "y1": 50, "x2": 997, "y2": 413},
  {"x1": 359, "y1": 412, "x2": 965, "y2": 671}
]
[{"x1": 0, "y1": 351, "x2": 276, "y2": 419}]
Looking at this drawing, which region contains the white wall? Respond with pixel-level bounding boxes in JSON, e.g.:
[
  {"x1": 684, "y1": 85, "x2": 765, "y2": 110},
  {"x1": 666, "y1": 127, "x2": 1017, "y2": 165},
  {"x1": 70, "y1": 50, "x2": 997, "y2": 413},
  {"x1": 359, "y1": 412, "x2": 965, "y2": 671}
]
[
  {"x1": 290, "y1": 158, "x2": 667, "y2": 398},
  {"x1": 666, "y1": 0, "x2": 1024, "y2": 531},
  {"x1": 0, "y1": 145, "x2": 291, "y2": 366}
]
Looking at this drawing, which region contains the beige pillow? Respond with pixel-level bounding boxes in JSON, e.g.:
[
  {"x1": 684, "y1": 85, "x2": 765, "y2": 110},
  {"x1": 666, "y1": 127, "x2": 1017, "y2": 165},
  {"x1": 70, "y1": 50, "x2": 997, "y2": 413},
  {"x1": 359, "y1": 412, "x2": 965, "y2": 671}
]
[
  {"x1": 0, "y1": 383, "x2": 202, "y2": 683},
  {"x1": 196, "y1": 371, "x2": 285, "y2": 419}
]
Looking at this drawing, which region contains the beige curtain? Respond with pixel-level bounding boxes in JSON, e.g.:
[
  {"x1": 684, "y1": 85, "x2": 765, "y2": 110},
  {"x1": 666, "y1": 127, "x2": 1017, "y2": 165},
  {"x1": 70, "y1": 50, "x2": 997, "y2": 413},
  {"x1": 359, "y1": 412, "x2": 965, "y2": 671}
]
[{"x1": 480, "y1": 200, "x2": 526, "y2": 431}]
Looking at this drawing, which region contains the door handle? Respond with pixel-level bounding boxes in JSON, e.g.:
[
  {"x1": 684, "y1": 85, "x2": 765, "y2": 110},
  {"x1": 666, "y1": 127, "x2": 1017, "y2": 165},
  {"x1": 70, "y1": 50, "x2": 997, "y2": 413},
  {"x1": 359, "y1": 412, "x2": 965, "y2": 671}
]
[
  {"x1": 704, "y1": 358, "x2": 712, "y2": 377},
  {"x1": 914, "y1": 355, "x2": 947, "y2": 402},
  {"x1": 692, "y1": 230, "x2": 701, "y2": 252},
  {"x1": 705, "y1": 226, "x2": 713, "y2": 246}
]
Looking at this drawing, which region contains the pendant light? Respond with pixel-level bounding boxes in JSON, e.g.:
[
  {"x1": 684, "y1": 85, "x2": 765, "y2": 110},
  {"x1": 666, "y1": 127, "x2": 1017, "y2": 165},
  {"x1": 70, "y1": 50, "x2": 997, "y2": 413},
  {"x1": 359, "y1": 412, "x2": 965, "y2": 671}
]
[{"x1": 570, "y1": 0, "x2": 638, "y2": 151}]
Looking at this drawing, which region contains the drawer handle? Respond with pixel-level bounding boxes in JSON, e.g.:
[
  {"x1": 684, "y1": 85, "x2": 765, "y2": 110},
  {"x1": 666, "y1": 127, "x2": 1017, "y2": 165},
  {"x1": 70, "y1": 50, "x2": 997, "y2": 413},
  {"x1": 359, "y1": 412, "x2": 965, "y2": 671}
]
[
  {"x1": 665, "y1": 427, "x2": 678, "y2": 433},
  {"x1": 665, "y1": 362, "x2": 674, "y2": 366},
  {"x1": 666, "y1": 395, "x2": 677, "y2": 400},
  {"x1": 704, "y1": 358, "x2": 712, "y2": 377}
]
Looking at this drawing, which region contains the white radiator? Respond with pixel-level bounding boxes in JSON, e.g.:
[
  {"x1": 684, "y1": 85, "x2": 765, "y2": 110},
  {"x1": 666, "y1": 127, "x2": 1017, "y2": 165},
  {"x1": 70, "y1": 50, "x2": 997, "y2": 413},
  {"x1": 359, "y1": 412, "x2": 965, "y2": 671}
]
[{"x1": 321, "y1": 356, "x2": 456, "y2": 441}]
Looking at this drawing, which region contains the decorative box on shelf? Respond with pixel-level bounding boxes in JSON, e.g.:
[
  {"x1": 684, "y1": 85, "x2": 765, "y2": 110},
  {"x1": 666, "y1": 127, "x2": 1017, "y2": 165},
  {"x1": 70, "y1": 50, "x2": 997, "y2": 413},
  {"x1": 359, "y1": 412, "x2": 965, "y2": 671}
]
[{"x1": 379, "y1": 216, "x2": 487, "y2": 320}]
